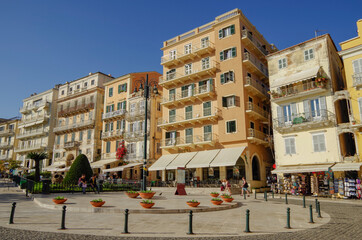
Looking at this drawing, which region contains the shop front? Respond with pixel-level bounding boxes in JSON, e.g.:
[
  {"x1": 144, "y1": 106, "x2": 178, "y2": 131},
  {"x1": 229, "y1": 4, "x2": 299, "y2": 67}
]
[{"x1": 331, "y1": 162, "x2": 362, "y2": 199}]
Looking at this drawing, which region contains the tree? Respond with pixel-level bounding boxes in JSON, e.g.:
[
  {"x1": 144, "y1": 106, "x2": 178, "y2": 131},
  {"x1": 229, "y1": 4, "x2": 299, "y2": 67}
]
[
  {"x1": 26, "y1": 152, "x2": 48, "y2": 182},
  {"x1": 7, "y1": 160, "x2": 22, "y2": 170},
  {"x1": 63, "y1": 154, "x2": 93, "y2": 184}
]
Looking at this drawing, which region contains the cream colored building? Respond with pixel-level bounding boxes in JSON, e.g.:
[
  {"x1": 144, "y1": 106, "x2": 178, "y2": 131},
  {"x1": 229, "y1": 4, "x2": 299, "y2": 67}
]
[
  {"x1": 51, "y1": 72, "x2": 113, "y2": 174},
  {"x1": 150, "y1": 9, "x2": 276, "y2": 188},
  {"x1": 15, "y1": 88, "x2": 59, "y2": 171},
  {"x1": 0, "y1": 118, "x2": 20, "y2": 163}
]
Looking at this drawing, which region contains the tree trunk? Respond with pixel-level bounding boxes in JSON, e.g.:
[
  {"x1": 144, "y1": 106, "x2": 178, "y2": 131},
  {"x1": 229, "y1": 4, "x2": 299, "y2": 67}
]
[{"x1": 35, "y1": 160, "x2": 40, "y2": 182}]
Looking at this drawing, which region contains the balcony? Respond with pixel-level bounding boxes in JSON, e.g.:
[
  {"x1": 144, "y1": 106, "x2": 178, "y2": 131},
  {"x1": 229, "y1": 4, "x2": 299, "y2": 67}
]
[
  {"x1": 18, "y1": 115, "x2": 48, "y2": 127},
  {"x1": 243, "y1": 52, "x2": 268, "y2": 79},
  {"x1": 123, "y1": 130, "x2": 147, "y2": 142},
  {"x1": 14, "y1": 143, "x2": 47, "y2": 153},
  {"x1": 241, "y1": 29, "x2": 268, "y2": 58},
  {"x1": 273, "y1": 110, "x2": 335, "y2": 134},
  {"x1": 17, "y1": 128, "x2": 48, "y2": 140},
  {"x1": 159, "y1": 62, "x2": 218, "y2": 88},
  {"x1": 158, "y1": 107, "x2": 220, "y2": 129},
  {"x1": 0, "y1": 142, "x2": 13, "y2": 149},
  {"x1": 0, "y1": 129, "x2": 15, "y2": 137},
  {"x1": 102, "y1": 109, "x2": 126, "y2": 121},
  {"x1": 53, "y1": 119, "x2": 95, "y2": 133},
  {"x1": 0, "y1": 155, "x2": 10, "y2": 160},
  {"x1": 271, "y1": 80, "x2": 328, "y2": 103},
  {"x1": 161, "y1": 85, "x2": 216, "y2": 107},
  {"x1": 245, "y1": 102, "x2": 269, "y2": 122},
  {"x1": 63, "y1": 141, "x2": 81, "y2": 150},
  {"x1": 20, "y1": 100, "x2": 50, "y2": 114},
  {"x1": 247, "y1": 128, "x2": 269, "y2": 146},
  {"x1": 101, "y1": 129, "x2": 124, "y2": 140},
  {"x1": 161, "y1": 41, "x2": 215, "y2": 67},
  {"x1": 125, "y1": 108, "x2": 150, "y2": 121},
  {"x1": 244, "y1": 76, "x2": 269, "y2": 100},
  {"x1": 160, "y1": 133, "x2": 218, "y2": 150},
  {"x1": 353, "y1": 73, "x2": 362, "y2": 88},
  {"x1": 58, "y1": 102, "x2": 95, "y2": 117}
]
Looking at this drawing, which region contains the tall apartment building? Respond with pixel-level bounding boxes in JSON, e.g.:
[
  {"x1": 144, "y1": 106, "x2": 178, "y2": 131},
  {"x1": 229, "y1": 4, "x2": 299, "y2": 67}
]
[
  {"x1": 15, "y1": 88, "x2": 59, "y2": 171},
  {"x1": 149, "y1": 9, "x2": 276, "y2": 187},
  {"x1": 51, "y1": 72, "x2": 113, "y2": 173},
  {"x1": 0, "y1": 118, "x2": 20, "y2": 164},
  {"x1": 268, "y1": 34, "x2": 354, "y2": 196},
  {"x1": 97, "y1": 72, "x2": 162, "y2": 180}
]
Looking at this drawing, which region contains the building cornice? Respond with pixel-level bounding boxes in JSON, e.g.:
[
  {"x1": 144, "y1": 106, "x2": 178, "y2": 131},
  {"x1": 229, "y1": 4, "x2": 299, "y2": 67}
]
[{"x1": 339, "y1": 44, "x2": 362, "y2": 59}]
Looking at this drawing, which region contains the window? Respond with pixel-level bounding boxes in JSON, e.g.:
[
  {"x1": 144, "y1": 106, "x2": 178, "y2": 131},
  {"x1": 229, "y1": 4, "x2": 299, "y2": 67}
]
[
  {"x1": 185, "y1": 106, "x2": 193, "y2": 120},
  {"x1": 165, "y1": 131, "x2": 176, "y2": 146},
  {"x1": 61, "y1": 90, "x2": 64, "y2": 95},
  {"x1": 84, "y1": 82, "x2": 88, "y2": 87},
  {"x1": 105, "y1": 123, "x2": 109, "y2": 132},
  {"x1": 110, "y1": 122, "x2": 114, "y2": 131},
  {"x1": 181, "y1": 84, "x2": 194, "y2": 98},
  {"x1": 109, "y1": 87, "x2": 113, "y2": 97},
  {"x1": 118, "y1": 83, "x2": 127, "y2": 93},
  {"x1": 199, "y1": 79, "x2": 213, "y2": 93},
  {"x1": 56, "y1": 136, "x2": 60, "y2": 145},
  {"x1": 166, "y1": 69, "x2": 176, "y2": 80},
  {"x1": 278, "y1": 58, "x2": 287, "y2": 69},
  {"x1": 312, "y1": 133, "x2": 326, "y2": 152},
  {"x1": 285, "y1": 137, "x2": 296, "y2": 155},
  {"x1": 64, "y1": 134, "x2": 68, "y2": 143},
  {"x1": 106, "y1": 142, "x2": 111, "y2": 153},
  {"x1": 276, "y1": 103, "x2": 297, "y2": 125},
  {"x1": 220, "y1": 47, "x2": 236, "y2": 61},
  {"x1": 250, "y1": 121, "x2": 255, "y2": 129},
  {"x1": 169, "y1": 89, "x2": 176, "y2": 101},
  {"x1": 226, "y1": 120, "x2": 236, "y2": 133},
  {"x1": 220, "y1": 71, "x2": 234, "y2": 84},
  {"x1": 169, "y1": 109, "x2": 176, "y2": 123},
  {"x1": 115, "y1": 140, "x2": 120, "y2": 151},
  {"x1": 204, "y1": 125, "x2": 212, "y2": 141},
  {"x1": 184, "y1": 43, "x2": 192, "y2": 54},
  {"x1": 87, "y1": 130, "x2": 92, "y2": 140},
  {"x1": 79, "y1": 131, "x2": 83, "y2": 141},
  {"x1": 91, "y1": 80, "x2": 95, "y2": 85},
  {"x1": 353, "y1": 58, "x2": 362, "y2": 74},
  {"x1": 170, "y1": 50, "x2": 177, "y2": 60},
  {"x1": 218, "y1": 25, "x2": 235, "y2": 39},
  {"x1": 130, "y1": 103, "x2": 136, "y2": 112},
  {"x1": 304, "y1": 49, "x2": 314, "y2": 61},
  {"x1": 222, "y1": 96, "x2": 236, "y2": 107},
  {"x1": 202, "y1": 57, "x2": 210, "y2": 69},
  {"x1": 77, "y1": 85, "x2": 80, "y2": 90},
  {"x1": 185, "y1": 128, "x2": 193, "y2": 143},
  {"x1": 203, "y1": 101, "x2": 211, "y2": 116},
  {"x1": 69, "y1": 87, "x2": 73, "y2": 92},
  {"x1": 358, "y1": 98, "x2": 362, "y2": 121},
  {"x1": 201, "y1": 37, "x2": 209, "y2": 48},
  {"x1": 185, "y1": 63, "x2": 192, "y2": 75}
]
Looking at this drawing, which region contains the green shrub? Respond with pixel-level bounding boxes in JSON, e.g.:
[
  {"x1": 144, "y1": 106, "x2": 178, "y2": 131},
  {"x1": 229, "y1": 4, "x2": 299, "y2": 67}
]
[
  {"x1": 63, "y1": 154, "x2": 93, "y2": 184},
  {"x1": 187, "y1": 200, "x2": 198, "y2": 203},
  {"x1": 127, "y1": 191, "x2": 138, "y2": 193},
  {"x1": 91, "y1": 199, "x2": 103, "y2": 202},
  {"x1": 141, "y1": 200, "x2": 153, "y2": 204},
  {"x1": 140, "y1": 190, "x2": 154, "y2": 193},
  {"x1": 210, "y1": 192, "x2": 218, "y2": 194},
  {"x1": 53, "y1": 196, "x2": 65, "y2": 200},
  {"x1": 41, "y1": 172, "x2": 52, "y2": 178},
  {"x1": 211, "y1": 198, "x2": 222, "y2": 201}
]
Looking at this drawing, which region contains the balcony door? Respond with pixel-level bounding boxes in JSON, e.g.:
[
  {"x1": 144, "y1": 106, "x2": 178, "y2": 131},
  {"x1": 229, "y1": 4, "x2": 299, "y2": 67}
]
[
  {"x1": 185, "y1": 106, "x2": 193, "y2": 120},
  {"x1": 185, "y1": 128, "x2": 193, "y2": 144},
  {"x1": 165, "y1": 131, "x2": 176, "y2": 146},
  {"x1": 204, "y1": 125, "x2": 212, "y2": 141},
  {"x1": 203, "y1": 101, "x2": 211, "y2": 116}
]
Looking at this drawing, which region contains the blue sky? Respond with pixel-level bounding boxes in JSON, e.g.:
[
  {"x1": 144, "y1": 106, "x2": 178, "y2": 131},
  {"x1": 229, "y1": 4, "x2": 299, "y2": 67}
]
[{"x1": 0, "y1": 0, "x2": 361, "y2": 118}]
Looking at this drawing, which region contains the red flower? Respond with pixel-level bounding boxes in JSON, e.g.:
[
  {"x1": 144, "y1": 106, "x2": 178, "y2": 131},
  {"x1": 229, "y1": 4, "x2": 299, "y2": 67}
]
[{"x1": 116, "y1": 140, "x2": 127, "y2": 162}]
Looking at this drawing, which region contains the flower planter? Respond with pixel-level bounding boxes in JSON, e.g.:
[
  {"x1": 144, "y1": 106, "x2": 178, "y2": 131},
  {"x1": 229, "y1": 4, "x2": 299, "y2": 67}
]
[
  {"x1": 223, "y1": 198, "x2": 234, "y2": 203},
  {"x1": 210, "y1": 193, "x2": 219, "y2": 198},
  {"x1": 140, "y1": 202, "x2": 155, "y2": 209},
  {"x1": 186, "y1": 202, "x2": 200, "y2": 208},
  {"x1": 139, "y1": 192, "x2": 156, "y2": 199},
  {"x1": 52, "y1": 198, "x2": 67, "y2": 204},
  {"x1": 90, "y1": 201, "x2": 105, "y2": 207},
  {"x1": 211, "y1": 200, "x2": 223, "y2": 205},
  {"x1": 125, "y1": 192, "x2": 139, "y2": 198}
]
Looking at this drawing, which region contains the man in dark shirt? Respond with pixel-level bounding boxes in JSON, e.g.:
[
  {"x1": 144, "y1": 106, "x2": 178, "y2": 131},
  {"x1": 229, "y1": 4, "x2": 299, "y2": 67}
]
[{"x1": 89, "y1": 174, "x2": 99, "y2": 194}]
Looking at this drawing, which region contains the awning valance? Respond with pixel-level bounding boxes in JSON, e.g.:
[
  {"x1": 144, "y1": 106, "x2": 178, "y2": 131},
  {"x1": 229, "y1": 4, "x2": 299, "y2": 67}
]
[
  {"x1": 148, "y1": 154, "x2": 179, "y2": 171},
  {"x1": 209, "y1": 147, "x2": 246, "y2": 167},
  {"x1": 270, "y1": 66, "x2": 321, "y2": 88},
  {"x1": 166, "y1": 152, "x2": 197, "y2": 170},
  {"x1": 331, "y1": 162, "x2": 362, "y2": 172},
  {"x1": 271, "y1": 164, "x2": 333, "y2": 174},
  {"x1": 91, "y1": 159, "x2": 119, "y2": 168},
  {"x1": 102, "y1": 163, "x2": 142, "y2": 173},
  {"x1": 186, "y1": 149, "x2": 221, "y2": 168}
]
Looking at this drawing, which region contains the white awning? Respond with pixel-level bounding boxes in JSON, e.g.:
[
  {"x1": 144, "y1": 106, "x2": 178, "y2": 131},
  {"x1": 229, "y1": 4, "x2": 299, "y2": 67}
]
[
  {"x1": 91, "y1": 159, "x2": 119, "y2": 168},
  {"x1": 148, "y1": 154, "x2": 179, "y2": 171},
  {"x1": 186, "y1": 149, "x2": 221, "y2": 168},
  {"x1": 209, "y1": 147, "x2": 246, "y2": 167},
  {"x1": 271, "y1": 164, "x2": 334, "y2": 174},
  {"x1": 166, "y1": 152, "x2": 197, "y2": 170},
  {"x1": 53, "y1": 167, "x2": 70, "y2": 172},
  {"x1": 331, "y1": 162, "x2": 362, "y2": 172},
  {"x1": 102, "y1": 163, "x2": 142, "y2": 173},
  {"x1": 43, "y1": 163, "x2": 65, "y2": 172},
  {"x1": 270, "y1": 66, "x2": 321, "y2": 88}
]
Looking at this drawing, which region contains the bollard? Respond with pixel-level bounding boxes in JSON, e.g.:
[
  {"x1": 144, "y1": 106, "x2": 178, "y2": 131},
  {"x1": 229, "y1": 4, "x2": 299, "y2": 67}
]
[
  {"x1": 244, "y1": 209, "x2": 251, "y2": 233},
  {"x1": 285, "y1": 207, "x2": 291, "y2": 229},
  {"x1": 243, "y1": 189, "x2": 246, "y2": 200},
  {"x1": 315, "y1": 199, "x2": 318, "y2": 213},
  {"x1": 122, "y1": 209, "x2": 129, "y2": 234},
  {"x1": 25, "y1": 182, "x2": 29, "y2": 197},
  {"x1": 59, "y1": 206, "x2": 66, "y2": 230},
  {"x1": 309, "y1": 205, "x2": 314, "y2": 223},
  {"x1": 272, "y1": 191, "x2": 274, "y2": 199},
  {"x1": 303, "y1": 195, "x2": 306, "y2": 208},
  {"x1": 317, "y1": 202, "x2": 322, "y2": 218},
  {"x1": 9, "y1": 202, "x2": 16, "y2": 224},
  {"x1": 254, "y1": 190, "x2": 256, "y2": 199},
  {"x1": 264, "y1": 191, "x2": 267, "y2": 202},
  {"x1": 187, "y1": 210, "x2": 194, "y2": 235},
  {"x1": 285, "y1": 193, "x2": 288, "y2": 204}
]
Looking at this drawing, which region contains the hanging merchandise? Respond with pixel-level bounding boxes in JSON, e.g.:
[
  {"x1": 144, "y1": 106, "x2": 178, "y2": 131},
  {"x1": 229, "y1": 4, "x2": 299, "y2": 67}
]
[
  {"x1": 356, "y1": 179, "x2": 362, "y2": 199},
  {"x1": 338, "y1": 178, "x2": 344, "y2": 197},
  {"x1": 344, "y1": 178, "x2": 357, "y2": 198}
]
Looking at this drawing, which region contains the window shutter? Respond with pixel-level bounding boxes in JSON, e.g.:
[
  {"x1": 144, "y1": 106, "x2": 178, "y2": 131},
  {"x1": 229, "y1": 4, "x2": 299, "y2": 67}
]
[
  {"x1": 319, "y1": 135, "x2": 326, "y2": 151},
  {"x1": 290, "y1": 138, "x2": 296, "y2": 154},
  {"x1": 226, "y1": 122, "x2": 230, "y2": 133},
  {"x1": 231, "y1": 47, "x2": 237, "y2": 57},
  {"x1": 230, "y1": 71, "x2": 234, "y2": 81},
  {"x1": 230, "y1": 25, "x2": 235, "y2": 34},
  {"x1": 117, "y1": 102, "x2": 121, "y2": 110},
  {"x1": 111, "y1": 104, "x2": 114, "y2": 111},
  {"x1": 118, "y1": 85, "x2": 121, "y2": 93},
  {"x1": 220, "y1": 73, "x2": 225, "y2": 84},
  {"x1": 192, "y1": 83, "x2": 195, "y2": 95},
  {"x1": 303, "y1": 100, "x2": 311, "y2": 120},
  {"x1": 291, "y1": 103, "x2": 297, "y2": 121},
  {"x1": 116, "y1": 121, "x2": 120, "y2": 129},
  {"x1": 277, "y1": 106, "x2": 283, "y2": 126},
  {"x1": 319, "y1": 96, "x2": 327, "y2": 118},
  {"x1": 222, "y1": 97, "x2": 227, "y2": 107},
  {"x1": 285, "y1": 139, "x2": 290, "y2": 154},
  {"x1": 220, "y1": 51, "x2": 224, "y2": 61},
  {"x1": 110, "y1": 123, "x2": 114, "y2": 131},
  {"x1": 313, "y1": 135, "x2": 319, "y2": 152},
  {"x1": 105, "y1": 123, "x2": 109, "y2": 132},
  {"x1": 218, "y1": 29, "x2": 223, "y2": 38}
]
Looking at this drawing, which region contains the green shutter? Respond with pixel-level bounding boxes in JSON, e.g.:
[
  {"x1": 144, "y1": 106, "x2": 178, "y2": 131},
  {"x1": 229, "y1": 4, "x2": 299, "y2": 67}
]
[
  {"x1": 117, "y1": 120, "x2": 120, "y2": 129},
  {"x1": 219, "y1": 29, "x2": 223, "y2": 38},
  {"x1": 118, "y1": 85, "x2": 121, "y2": 93},
  {"x1": 231, "y1": 47, "x2": 236, "y2": 57},
  {"x1": 222, "y1": 97, "x2": 227, "y2": 107},
  {"x1": 230, "y1": 25, "x2": 235, "y2": 34},
  {"x1": 220, "y1": 51, "x2": 224, "y2": 61},
  {"x1": 111, "y1": 104, "x2": 114, "y2": 111},
  {"x1": 220, "y1": 73, "x2": 225, "y2": 84},
  {"x1": 117, "y1": 102, "x2": 121, "y2": 110}
]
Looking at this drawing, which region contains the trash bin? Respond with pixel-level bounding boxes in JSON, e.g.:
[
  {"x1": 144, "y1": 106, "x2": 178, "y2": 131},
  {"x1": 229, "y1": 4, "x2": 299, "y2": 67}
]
[{"x1": 42, "y1": 178, "x2": 51, "y2": 194}]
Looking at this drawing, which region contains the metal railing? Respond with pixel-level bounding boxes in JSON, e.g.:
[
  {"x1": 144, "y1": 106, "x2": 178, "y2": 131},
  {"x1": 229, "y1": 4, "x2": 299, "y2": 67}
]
[
  {"x1": 64, "y1": 141, "x2": 81, "y2": 149},
  {"x1": 162, "y1": 84, "x2": 214, "y2": 105},
  {"x1": 248, "y1": 128, "x2": 268, "y2": 142},
  {"x1": 161, "y1": 133, "x2": 217, "y2": 148},
  {"x1": 0, "y1": 142, "x2": 14, "y2": 149},
  {"x1": 158, "y1": 107, "x2": 219, "y2": 126},
  {"x1": 244, "y1": 76, "x2": 269, "y2": 97},
  {"x1": 243, "y1": 52, "x2": 268, "y2": 77},
  {"x1": 54, "y1": 119, "x2": 95, "y2": 132},
  {"x1": 20, "y1": 100, "x2": 50, "y2": 112},
  {"x1": 19, "y1": 115, "x2": 47, "y2": 126},
  {"x1": 271, "y1": 80, "x2": 326, "y2": 99},
  {"x1": 241, "y1": 29, "x2": 268, "y2": 55},
  {"x1": 101, "y1": 129, "x2": 124, "y2": 139},
  {"x1": 126, "y1": 108, "x2": 150, "y2": 120},
  {"x1": 0, "y1": 155, "x2": 10, "y2": 160},
  {"x1": 353, "y1": 73, "x2": 362, "y2": 87},
  {"x1": 0, "y1": 129, "x2": 15, "y2": 136},
  {"x1": 102, "y1": 109, "x2": 126, "y2": 120},
  {"x1": 58, "y1": 102, "x2": 95, "y2": 117},
  {"x1": 273, "y1": 110, "x2": 335, "y2": 128},
  {"x1": 17, "y1": 128, "x2": 47, "y2": 139},
  {"x1": 15, "y1": 143, "x2": 47, "y2": 152},
  {"x1": 246, "y1": 102, "x2": 269, "y2": 119}
]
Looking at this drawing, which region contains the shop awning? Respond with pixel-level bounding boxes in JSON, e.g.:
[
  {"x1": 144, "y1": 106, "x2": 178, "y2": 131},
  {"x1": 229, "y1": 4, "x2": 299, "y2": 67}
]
[
  {"x1": 209, "y1": 147, "x2": 247, "y2": 167},
  {"x1": 270, "y1": 66, "x2": 321, "y2": 88},
  {"x1": 186, "y1": 149, "x2": 221, "y2": 168},
  {"x1": 271, "y1": 164, "x2": 333, "y2": 174},
  {"x1": 43, "y1": 163, "x2": 65, "y2": 172},
  {"x1": 148, "y1": 154, "x2": 179, "y2": 171},
  {"x1": 331, "y1": 162, "x2": 362, "y2": 172},
  {"x1": 102, "y1": 163, "x2": 142, "y2": 173},
  {"x1": 166, "y1": 152, "x2": 197, "y2": 170},
  {"x1": 91, "y1": 159, "x2": 119, "y2": 168}
]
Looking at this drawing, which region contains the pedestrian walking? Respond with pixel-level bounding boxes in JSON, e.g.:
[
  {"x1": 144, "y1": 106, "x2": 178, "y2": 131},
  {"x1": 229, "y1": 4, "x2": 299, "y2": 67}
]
[
  {"x1": 241, "y1": 177, "x2": 250, "y2": 197},
  {"x1": 221, "y1": 179, "x2": 226, "y2": 191},
  {"x1": 89, "y1": 174, "x2": 99, "y2": 194},
  {"x1": 78, "y1": 174, "x2": 87, "y2": 194},
  {"x1": 225, "y1": 179, "x2": 232, "y2": 194}
]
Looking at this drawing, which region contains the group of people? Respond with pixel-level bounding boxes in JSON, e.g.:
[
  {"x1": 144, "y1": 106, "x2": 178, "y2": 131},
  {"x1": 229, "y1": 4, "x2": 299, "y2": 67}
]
[
  {"x1": 220, "y1": 177, "x2": 250, "y2": 196},
  {"x1": 78, "y1": 174, "x2": 100, "y2": 194}
]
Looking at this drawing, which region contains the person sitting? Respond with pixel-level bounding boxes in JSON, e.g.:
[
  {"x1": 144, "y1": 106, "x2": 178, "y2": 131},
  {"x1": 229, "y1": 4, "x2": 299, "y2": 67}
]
[
  {"x1": 89, "y1": 174, "x2": 99, "y2": 194},
  {"x1": 78, "y1": 174, "x2": 87, "y2": 194}
]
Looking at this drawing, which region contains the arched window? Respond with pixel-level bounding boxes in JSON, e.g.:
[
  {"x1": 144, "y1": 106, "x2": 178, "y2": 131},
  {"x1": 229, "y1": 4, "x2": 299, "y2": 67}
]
[{"x1": 252, "y1": 156, "x2": 260, "y2": 181}]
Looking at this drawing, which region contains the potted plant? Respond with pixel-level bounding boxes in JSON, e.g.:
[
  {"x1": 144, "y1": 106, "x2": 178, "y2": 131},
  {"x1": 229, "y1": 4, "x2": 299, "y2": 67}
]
[
  {"x1": 211, "y1": 198, "x2": 223, "y2": 205},
  {"x1": 90, "y1": 198, "x2": 105, "y2": 208},
  {"x1": 210, "y1": 192, "x2": 219, "y2": 198},
  {"x1": 186, "y1": 200, "x2": 200, "y2": 208},
  {"x1": 125, "y1": 190, "x2": 139, "y2": 198},
  {"x1": 139, "y1": 190, "x2": 156, "y2": 199},
  {"x1": 221, "y1": 194, "x2": 234, "y2": 202},
  {"x1": 52, "y1": 196, "x2": 67, "y2": 204},
  {"x1": 140, "y1": 199, "x2": 155, "y2": 209}
]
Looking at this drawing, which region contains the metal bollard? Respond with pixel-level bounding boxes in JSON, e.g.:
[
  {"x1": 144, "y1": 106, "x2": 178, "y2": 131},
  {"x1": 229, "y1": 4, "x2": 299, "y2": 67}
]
[
  {"x1": 122, "y1": 209, "x2": 129, "y2": 234},
  {"x1": 243, "y1": 189, "x2": 246, "y2": 200},
  {"x1": 9, "y1": 202, "x2": 16, "y2": 224},
  {"x1": 317, "y1": 202, "x2": 322, "y2": 218},
  {"x1": 254, "y1": 190, "x2": 256, "y2": 199},
  {"x1": 59, "y1": 206, "x2": 66, "y2": 230},
  {"x1": 264, "y1": 191, "x2": 267, "y2": 202},
  {"x1": 315, "y1": 199, "x2": 318, "y2": 213},
  {"x1": 272, "y1": 191, "x2": 274, "y2": 199},
  {"x1": 244, "y1": 209, "x2": 251, "y2": 233},
  {"x1": 285, "y1": 193, "x2": 288, "y2": 204},
  {"x1": 285, "y1": 207, "x2": 291, "y2": 229},
  {"x1": 303, "y1": 195, "x2": 306, "y2": 208},
  {"x1": 187, "y1": 210, "x2": 194, "y2": 235},
  {"x1": 26, "y1": 182, "x2": 29, "y2": 197},
  {"x1": 309, "y1": 205, "x2": 314, "y2": 223}
]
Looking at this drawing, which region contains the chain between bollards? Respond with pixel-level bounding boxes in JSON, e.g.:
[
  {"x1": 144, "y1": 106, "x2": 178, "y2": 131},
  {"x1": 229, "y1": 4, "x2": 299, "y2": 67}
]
[
  {"x1": 309, "y1": 205, "x2": 314, "y2": 223},
  {"x1": 303, "y1": 195, "x2": 306, "y2": 208},
  {"x1": 285, "y1": 207, "x2": 291, "y2": 229},
  {"x1": 244, "y1": 209, "x2": 251, "y2": 233},
  {"x1": 187, "y1": 210, "x2": 194, "y2": 235},
  {"x1": 59, "y1": 206, "x2": 66, "y2": 230},
  {"x1": 285, "y1": 193, "x2": 288, "y2": 204},
  {"x1": 317, "y1": 202, "x2": 322, "y2": 218},
  {"x1": 122, "y1": 209, "x2": 129, "y2": 234},
  {"x1": 9, "y1": 202, "x2": 16, "y2": 224}
]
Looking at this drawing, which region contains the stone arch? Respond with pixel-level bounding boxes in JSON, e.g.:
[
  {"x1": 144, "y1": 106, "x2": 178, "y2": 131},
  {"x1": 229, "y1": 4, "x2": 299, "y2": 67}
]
[{"x1": 252, "y1": 155, "x2": 261, "y2": 181}]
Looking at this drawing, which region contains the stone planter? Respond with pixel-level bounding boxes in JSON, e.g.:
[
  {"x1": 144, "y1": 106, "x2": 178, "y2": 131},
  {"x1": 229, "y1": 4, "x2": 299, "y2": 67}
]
[
  {"x1": 125, "y1": 192, "x2": 139, "y2": 198},
  {"x1": 211, "y1": 200, "x2": 223, "y2": 205},
  {"x1": 90, "y1": 201, "x2": 105, "y2": 207},
  {"x1": 140, "y1": 202, "x2": 155, "y2": 209},
  {"x1": 52, "y1": 198, "x2": 67, "y2": 204},
  {"x1": 139, "y1": 192, "x2": 156, "y2": 199},
  {"x1": 223, "y1": 198, "x2": 234, "y2": 203},
  {"x1": 210, "y1": 193, "x2": 219, "y2": 198},
  {"x1": 186, "y1": 202, "x2": 200, "y2": 207}
]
